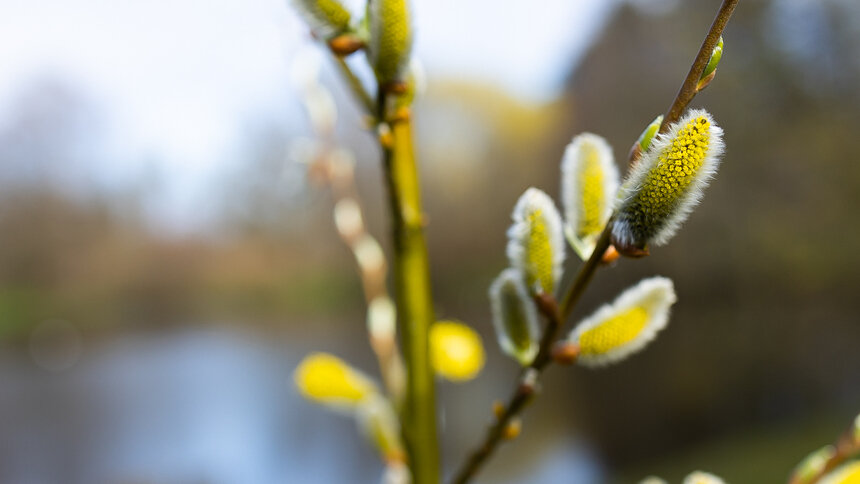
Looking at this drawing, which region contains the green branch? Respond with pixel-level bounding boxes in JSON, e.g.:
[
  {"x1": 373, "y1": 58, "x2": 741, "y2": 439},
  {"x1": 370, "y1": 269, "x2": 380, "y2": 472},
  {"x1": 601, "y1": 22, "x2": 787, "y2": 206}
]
[{"x1": 379, "y1": 91, "x2": 440, "y2": 484}]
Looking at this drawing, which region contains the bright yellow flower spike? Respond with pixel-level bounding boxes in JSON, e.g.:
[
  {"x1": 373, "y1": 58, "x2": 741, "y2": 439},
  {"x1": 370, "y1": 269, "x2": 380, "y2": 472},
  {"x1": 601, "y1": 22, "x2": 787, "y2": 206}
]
[
  {"x1": 489, "y1": 268, "x2": 540, "y2": 366},
  {"x1": 369, "y1": 0, "x2": 412, "y2": 85},
  {"x1": 294, "y1": 353, "x2": 378, "y2": 409},
  {"x1": 579, "y1": 306, "x2": 648, "y2": 356},
  {"x1": 429, "y1": 321, "x2": 485, "y2": 382},
  {"x1": 613, "y1": 109, "x2": 724, "y2": 253},
  {"x1": 292, "y1": 0, "x2": 352, "y2": 39},
  {"x1": 683, "y1": 471, "x2": 726, "y2": 484},
  {"x1": 821, "y1": 461, "x2": 860, "y2": 484},
  {"x1": 561, "y1": 133, "x2": 619, "y2": 260},
  {"x1": 507, "y1": 188, "x2": 565, "y2": 296},
  {"x1": 569, "y1": 277, "x2": 676, "y2": 367}
]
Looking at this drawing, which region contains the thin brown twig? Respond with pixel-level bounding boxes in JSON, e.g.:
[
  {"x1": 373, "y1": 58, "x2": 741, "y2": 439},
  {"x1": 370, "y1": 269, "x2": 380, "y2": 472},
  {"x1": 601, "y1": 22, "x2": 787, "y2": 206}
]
[
  {"x1": 627, "y1": 0, "x2": 739, "y2": 168},
  {"x1": 660, "y1": 0, "x2": 739, "y2": 134},
  {"x1": 449, "y1": 1, "x2": 740, "y2": 481}
]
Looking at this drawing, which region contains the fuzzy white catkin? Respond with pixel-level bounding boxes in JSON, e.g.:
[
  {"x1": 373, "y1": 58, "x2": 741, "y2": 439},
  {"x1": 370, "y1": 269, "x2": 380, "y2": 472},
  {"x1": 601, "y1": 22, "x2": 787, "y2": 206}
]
[
  {"x1": 613, "y1": 109, "x2": 724, "y2": 252},
  {"x1": 506, "y1": 188, "x2": 566, "y2": 296},
  {"x1": 489, "y1": 269, "x2": 540, "y2": 366},
  {"x1": 560, "y1": 133, "x2": 619, "y2": 260}
]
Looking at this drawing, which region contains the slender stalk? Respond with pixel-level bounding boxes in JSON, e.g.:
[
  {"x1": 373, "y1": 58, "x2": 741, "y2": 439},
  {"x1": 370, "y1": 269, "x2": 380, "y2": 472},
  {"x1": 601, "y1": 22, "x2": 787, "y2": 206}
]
[
  {"x1": 449, "y1": 2, "x2": 740, "y2": 482},
  {"x1": 378, "y1": 90, "x2": 440, "y2": 484}
]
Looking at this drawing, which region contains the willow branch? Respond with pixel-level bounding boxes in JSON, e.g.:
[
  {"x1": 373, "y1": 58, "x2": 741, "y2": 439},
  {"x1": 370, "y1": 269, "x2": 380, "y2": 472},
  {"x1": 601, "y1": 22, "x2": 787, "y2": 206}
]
[
  {"x1": 450, "y1": 2, "x2": 740, "y2": 482},
  {"x1": 378, "y1": 88, "x2": 440, "y2": 484}
]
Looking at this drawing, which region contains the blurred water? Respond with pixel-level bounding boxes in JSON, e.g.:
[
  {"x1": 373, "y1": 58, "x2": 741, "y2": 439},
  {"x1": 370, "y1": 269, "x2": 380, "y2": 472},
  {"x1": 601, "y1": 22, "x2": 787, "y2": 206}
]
[
  {"x1": 0, "y1": 328, "x2": 383, "y2": 484},
  {"x1": 0, "y1": 328, "x2": 601, "y2": 484}
]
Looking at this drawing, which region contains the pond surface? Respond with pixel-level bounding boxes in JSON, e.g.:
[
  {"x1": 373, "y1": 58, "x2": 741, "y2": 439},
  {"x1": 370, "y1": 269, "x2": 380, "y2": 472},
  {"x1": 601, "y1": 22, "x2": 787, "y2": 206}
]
[{"x1": 0, "y1": 327, "x2": 601, "y2": 484}]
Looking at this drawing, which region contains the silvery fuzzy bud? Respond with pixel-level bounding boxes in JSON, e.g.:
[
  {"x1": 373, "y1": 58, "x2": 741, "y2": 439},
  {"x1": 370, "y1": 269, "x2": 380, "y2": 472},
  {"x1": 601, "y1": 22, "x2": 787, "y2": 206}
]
[{"x1": 489, "y1": 269, "x2": 541, "y2": 366}]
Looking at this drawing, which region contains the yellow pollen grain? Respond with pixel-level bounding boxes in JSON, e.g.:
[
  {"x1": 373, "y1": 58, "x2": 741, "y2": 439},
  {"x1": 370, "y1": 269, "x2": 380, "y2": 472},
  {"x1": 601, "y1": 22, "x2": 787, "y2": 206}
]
[
  {"x1": 578, "y1": 145, "x2": 606, "y2": 238},
  {"x1": 628, "y1": 116, "x2": 710, "y2": 236},
  {"x1": 526, "y1": 209, "x2": 554, "y2": 293},
  {"x1": 579, "y1": 306, "x2": 649, "y2": 356}
]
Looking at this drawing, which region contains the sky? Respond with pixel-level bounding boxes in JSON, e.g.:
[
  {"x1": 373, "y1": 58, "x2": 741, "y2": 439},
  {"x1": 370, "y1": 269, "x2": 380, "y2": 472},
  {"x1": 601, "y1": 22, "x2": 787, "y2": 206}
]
[{"x1": 0, "y1": 0, "x2": 623, "y2": 233}]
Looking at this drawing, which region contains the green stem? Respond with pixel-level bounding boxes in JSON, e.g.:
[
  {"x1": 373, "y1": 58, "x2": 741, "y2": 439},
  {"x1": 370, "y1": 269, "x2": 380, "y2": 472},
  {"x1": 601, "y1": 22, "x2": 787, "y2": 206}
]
[{"x1": 379, "y1": 92, "x2": 439, "y2": 484}]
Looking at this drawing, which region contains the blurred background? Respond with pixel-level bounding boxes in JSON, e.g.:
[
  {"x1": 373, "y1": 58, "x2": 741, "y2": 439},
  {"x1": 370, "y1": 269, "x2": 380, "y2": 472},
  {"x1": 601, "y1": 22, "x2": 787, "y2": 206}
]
[{"x1": 0, "y1": 0, "x2": 859, "y2": 482}]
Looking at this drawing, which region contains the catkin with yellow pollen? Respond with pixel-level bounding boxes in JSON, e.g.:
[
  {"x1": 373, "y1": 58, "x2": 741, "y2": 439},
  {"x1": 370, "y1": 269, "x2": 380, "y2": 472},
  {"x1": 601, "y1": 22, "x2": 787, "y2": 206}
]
[
  {"x1": 567, "y1": 276, "x2": 676, "y2": 367},
  {"x1": 613, "y1": 109, "x2": 724, "y2": 253},
  {"x1": 368, "y1": 0, "x2": 412, "y2": 86},
  {"x1": 429, "y1": 320, "x2": 485, "y2": 381},
  {"x1": 292, "y1": 0, "x2": 352, "y2": 39},
  {"x1": 506, "y1": 188, "x2": 565, "y2": 296},
  {"x1": 820, "y1": 461, "x2": 860, "y2": 484},
  {"x1": 293, "y1": 352, "x2": 378, "y2": 409},
  {"x1": 561, "y1": 133, "x2": 619, "y2": 260}
]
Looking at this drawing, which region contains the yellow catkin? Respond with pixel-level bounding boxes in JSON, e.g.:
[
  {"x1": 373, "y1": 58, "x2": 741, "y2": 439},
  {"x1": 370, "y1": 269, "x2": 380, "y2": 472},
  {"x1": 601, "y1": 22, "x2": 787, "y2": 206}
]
[
  {"x1": 294, "y1": 0, "x2": 351, "y2": 37},
  {"x1": 316, "y1": 0, "x2": 351, "y2": 31},
  {"x1": 429, "y1": 321, "x2": 485, "y2": 381},
  {"x1": 578, "y1": 145, "x2": 606, "y2": 238},
  {"x1": 826, "y1": 462, "x2": 860, "y2": 484},
  {"x1": 627, "y1": 116, "x2": 710, "y2": 237},
  {"x1": 294, "y1": 353, "x2": 375, "y2": 404},
  {"x1": 526, "y1": 209, "x2": 554, "y2": 294},
  {"x1": 579, "y1": 306, "x2": 648, "y2": 356},
  {"x1": 372, "y1": 0, "x2": 411, "y2": 84}
]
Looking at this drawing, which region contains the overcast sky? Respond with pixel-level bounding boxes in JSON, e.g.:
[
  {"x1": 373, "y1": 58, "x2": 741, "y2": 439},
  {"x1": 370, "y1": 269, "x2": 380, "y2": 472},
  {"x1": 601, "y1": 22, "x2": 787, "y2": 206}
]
[{"x1": 0, "y1": 0, "x2": 625, "y2": 232}]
